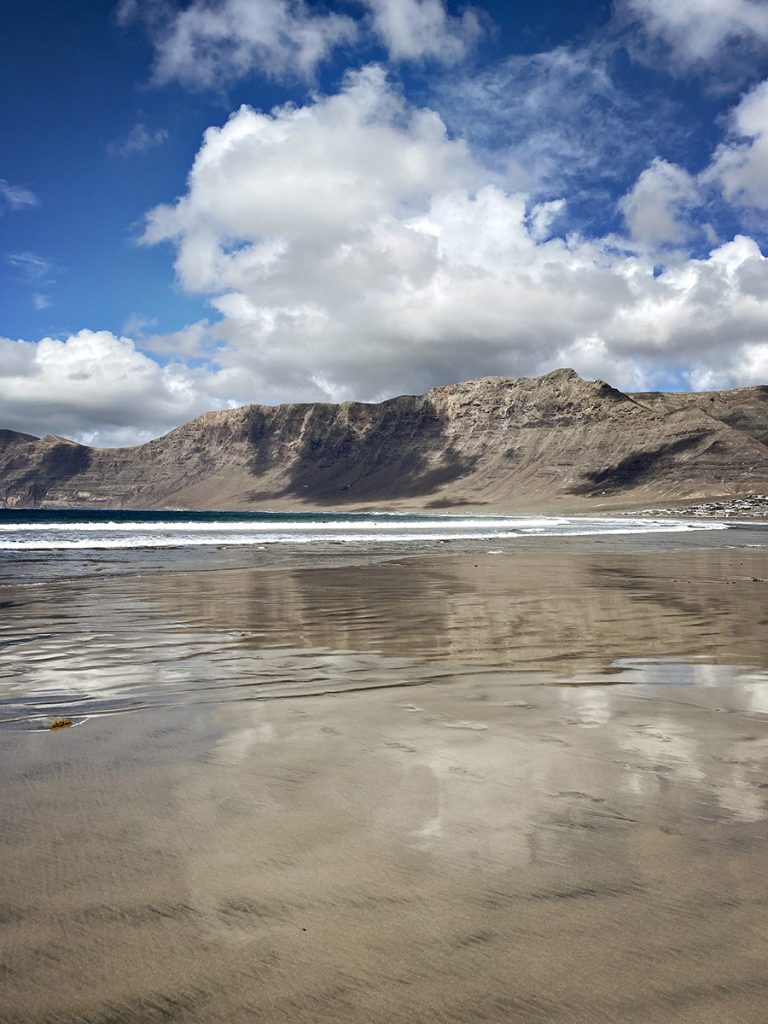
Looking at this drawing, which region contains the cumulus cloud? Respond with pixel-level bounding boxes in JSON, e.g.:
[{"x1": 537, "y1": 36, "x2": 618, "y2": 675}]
[
  {"x1": 703, "y1": 79, "x2": 768, "y2": 209},
  {"x1": 8, "y1": 66, "x2": 768, "y2": 445},
  {"x1": 145, "y1": 320, "x2": 217, "y2": 358},
  {"x1": 363, "y1": 0, "x2": 483, "y2": 63},
  {"x1": 120, "y1": 0, "x2": 358, "y2": 88},
  {"x1": 0, "y1": 179, "x2": 39, "y2": 212},
  {"x1": 137, "y1": 67, "x2": 768, "y2": 404},
  {"x1": 527, "y1": 199, "x2": 566, "y2": 241},
  {"x1": 0, "y1": 330, "x2": 225, "y2": 446},
  {"x1": 619, "y1": 0, "x2": 768, "y2": 67},
  {"x1": 108, "y1": 122, "x2": 169, "y2": 157},
  {"x1": 619, "y1": 158, "x2": 701, "y2": 246},
  {"x1": 120, "y1": 0, "x2": 482, "y2": 87},
  {"x1": 689, "y1": 342, "x2": 768, "y2": 390}
]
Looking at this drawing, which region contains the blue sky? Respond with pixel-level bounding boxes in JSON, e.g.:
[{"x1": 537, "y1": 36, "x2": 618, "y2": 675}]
[{"x1": 2, "y1": 0, "x2": 768, "y2": 444}]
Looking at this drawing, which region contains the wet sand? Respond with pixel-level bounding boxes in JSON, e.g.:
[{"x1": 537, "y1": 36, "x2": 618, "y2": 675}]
[{"x1": 2, "y1": 539, "x2": 768, "y2": 1022}]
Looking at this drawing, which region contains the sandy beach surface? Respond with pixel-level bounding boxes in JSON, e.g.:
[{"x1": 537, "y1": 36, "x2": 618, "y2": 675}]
[{"x1": 2, "y1": 532, "x2": 768, "y2": 1023}]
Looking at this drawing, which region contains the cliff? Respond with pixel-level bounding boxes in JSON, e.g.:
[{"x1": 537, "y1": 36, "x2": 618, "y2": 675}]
[{"x1": 2, "y1": 369, "x2": 768, "y2": 511}]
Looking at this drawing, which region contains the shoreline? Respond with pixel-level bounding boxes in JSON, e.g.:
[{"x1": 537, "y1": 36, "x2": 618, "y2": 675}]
[
  {"x1": 3, "y1": 491, "x2": 768, "y2": 517},
  {"x1": 2, "y1": 515, "x2": 766, "y2": 588}
]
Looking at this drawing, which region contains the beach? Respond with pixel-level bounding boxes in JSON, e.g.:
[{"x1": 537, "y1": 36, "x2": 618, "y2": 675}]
[
  {"x1": 2, "y1": 522, "x2": 768, "y2": 1022},
  {"x1": 6, "y1": 0, "x2": 768, "y2": 1018}
]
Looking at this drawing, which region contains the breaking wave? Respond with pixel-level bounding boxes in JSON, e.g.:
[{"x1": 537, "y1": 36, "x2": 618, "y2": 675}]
[{"x1": 0, "y1": 511, "x2": 729, "y2": 550}]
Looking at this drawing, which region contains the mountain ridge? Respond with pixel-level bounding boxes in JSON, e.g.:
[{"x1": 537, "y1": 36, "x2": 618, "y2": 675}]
[{"x1": 2, "y1": 369, "x2": 767, "y2": 511}]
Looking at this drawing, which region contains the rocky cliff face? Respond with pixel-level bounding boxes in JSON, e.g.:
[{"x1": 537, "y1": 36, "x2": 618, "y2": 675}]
[
  {"x1": 2, "y1": 369, "x2": 767, "y2": 511},
  {"x1": 632, "y1": 386, "x2": 768, "y2": 447}
]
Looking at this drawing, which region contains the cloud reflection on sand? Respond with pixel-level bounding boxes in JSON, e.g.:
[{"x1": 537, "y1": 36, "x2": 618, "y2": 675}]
[{"x1": 1, "y1": 543, "x2": 768, "y2": 1021}]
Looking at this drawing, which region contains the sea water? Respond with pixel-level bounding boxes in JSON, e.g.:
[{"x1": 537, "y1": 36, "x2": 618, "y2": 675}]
[
  {"x1": 0, "y1": 508, "x2": 729, "y2": 551},
  {"x1": 0, "y1": 508, "x2": 740, "y2": 585}
]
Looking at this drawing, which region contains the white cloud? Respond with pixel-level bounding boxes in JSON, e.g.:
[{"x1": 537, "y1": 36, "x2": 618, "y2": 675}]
[
  {"x1": 704, "y1": 79, "x2": 768, "y2": 209},
  {"x1": 108, "y1": 122, "x2": 169, "y2": 157},
  {"x1": 601, "y1": 235, "x2": 768, "y2": 374},
  {"x1": 0, "y1": 330, "x2": 224, "y2": 446},
  {"x1": 527, "y1": 198, "x2": 566, "y2": 241},
  {"x1": 137, "y1": 68, "x2": 768, "y2": 405},
  {"x1": 122, "y1": 0, "x2": 358, "y2": 88},
  {"x1": 619, "y1": 158, "x2": 701, "y2": 246},
  {"x1": 145, "y1": 320, "x2": 216, "y2": 358},
  {"x1": 689, "y1": 341, "x2": 768, "y2": 389},
  {"x1": 121, "y1": 0, "x2": 482, "y2": 88},
  {"x1": 7, "y1": 68, "x2": 768, "y2": 445},
  {"x1": 142, "y1": 64, "x2": 480, "y2": 289},
  {"x1": 0, "y1": 179, "x2": 39, "y2": 211},
  {"x1": 121, "y1": 312, "x2": 158, "y2": 337},
  {"x1": 362, "y1": 0, "x2": 482, "y2": 63},
  {"x1": 620, "y1": 0, "x2": 768, "y2": 66}
]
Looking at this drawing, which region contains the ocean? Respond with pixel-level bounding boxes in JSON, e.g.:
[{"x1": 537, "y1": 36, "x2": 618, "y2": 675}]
[
  {"x1": 0, "y1": 507, "x2": 730, "y2": 551},
  {"x1": 0, "y1": 508, "x2": 742, "y2": 584}
]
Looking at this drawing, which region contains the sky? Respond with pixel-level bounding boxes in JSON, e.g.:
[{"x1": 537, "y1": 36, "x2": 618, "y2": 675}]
[{"x1": 2, "y1": 0, "x2": 768, "y2": 446}]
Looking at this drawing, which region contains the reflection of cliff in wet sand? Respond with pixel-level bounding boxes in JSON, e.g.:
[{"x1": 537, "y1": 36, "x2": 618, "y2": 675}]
[
  {"x1": 2, "y1": 368, "x2": 768, "y2": 511},
  {"x1": 124, "y1": 546, "x2": 768, "y2": 683}
]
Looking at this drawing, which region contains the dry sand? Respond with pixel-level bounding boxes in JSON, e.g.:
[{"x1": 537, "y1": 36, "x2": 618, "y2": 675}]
[{"x1": 1, "y1": 541, "x2": 768, "y2": 1022}]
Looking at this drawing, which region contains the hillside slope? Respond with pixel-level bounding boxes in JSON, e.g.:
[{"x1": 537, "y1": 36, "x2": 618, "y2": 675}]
[
  {"x1": 2, "y1": 370, "x2": 768, "y2": 511},
  {"x1": 631, "y1": 386, "x2": 768, "y2": 447}
]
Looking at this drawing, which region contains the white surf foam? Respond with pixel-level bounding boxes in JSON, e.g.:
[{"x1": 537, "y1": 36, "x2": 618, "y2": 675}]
[{"x1": 0, "y1": 516, "x2": 729, "y2": 550}]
